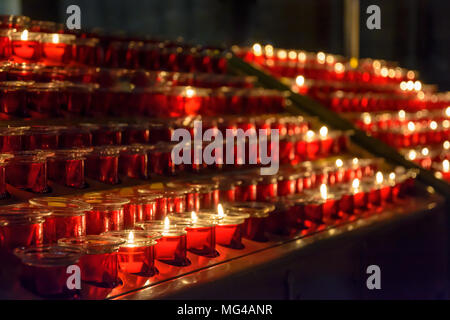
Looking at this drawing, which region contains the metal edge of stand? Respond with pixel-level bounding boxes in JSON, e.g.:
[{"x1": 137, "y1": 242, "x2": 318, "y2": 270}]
[{"x1": 226, "y1": 54, "x2": 450, "y2": 198}]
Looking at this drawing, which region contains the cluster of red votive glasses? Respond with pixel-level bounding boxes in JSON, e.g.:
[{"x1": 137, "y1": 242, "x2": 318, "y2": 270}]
[
  {"x1": 240, "y1": 44, "x2": 450, "y2": 182},
  {"x1": 0, "y1": 155, "x2": 417, "y2": 298},
  {"x1": 0, "y1": 15, "x2": 228, "y2": 72}
]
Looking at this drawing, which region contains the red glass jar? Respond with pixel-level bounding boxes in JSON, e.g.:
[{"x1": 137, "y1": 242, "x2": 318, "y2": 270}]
[
  {"x1": 0, "y1": 15, "x2": 31, "y2": 30},
  {"x1": 0, "y1": 29, "x2": 12, "y2": 61},
  {"x1": 213, "y1": 176, "x2": 236, "y2": 202},
  {"x1": 0, "y1": 205, "x2": 50, "y2": 252},
  {"x1": 147, "y1": 142, "x2": 183, "y2": 176},
  {"x1": 73, "y1": 38, "x2": 100, "y2": 66},
  {"x1": 10, "y1": 31, "x2": 41, "y2": 64},
  {"x1": 47, "y1": 148, "x2": 92, "y2": 188},
  {"x1": 234, "y1": 175, "x2": 258, "y2": 202},
  {"x1": 102, "y1": 230, "x2": 161, "y2": 277},
  {"x1": 6, "y1": 150, "x2": 52, "y2": 193},
  {"x1": 5, "y1": 62, "x2": 40, "y2": 81},
  {"x1": 123, "y1": 194, "x2": 160, "y2": 228},
  {"x1": 119, "y1": 144, "x2": 149, "y2": 180},
  {"x1": 137, "y1": 221, "x2": 189, "y2": 266},
  {"x1": 29, "y1": 197, "x2": 92, "y2": 243},
  {"x1": 148, "y1": 121, "x2": 173, "y2": 144},
  {"x1": 23, "y1": 125, "x2": 62, "y2": 150},
  {"x1": 80, "y1": 196, "x2": 129, "y2": 235},
  {"x1": 216, "y1": 214, "x2": 247, "y2": 249},
  {"x1": 59, "y1": 82, "x2": 95, "y2": 117},
  {"x1": 0, "y1": 126, "x2": 27, "y2": 152},
  {"x1": 123, "y1": 123, "x2": 150, "y2": 144},
  {"x1": 169, "y1": 213, "x2": 218, "y2": 257},
  {"x1": 256, "y1": 175, "x2": 278, "y2": 201},
  {"x1": 0, "y1": 81, "x2": 31, "y2": 119},
  {"x1": 91, "y1": 84, "x2": 133, "y2": 117},
  {"x1": 26, "y1": 82, "x2": 62, "y2": 118},
  {"x1": 58, "y1": 126, "x2": 93, "y2": 148},
  {"x1": 58, "y1": 235, "x2": 125, "y2": 288},
  {"x1": 88, "y1": 122, "x2": 126, "y2": 146},
  {"x1": 40, "y1": 33, "x2": 75, "y2": 66},
  {"x1": 14, "y1": 245, "x2": 83, "y2": 298},
  {"x1": 137, "y1": 188, "x2": 168, "y2": 219},
  {"x1": 189, "y1": 181, "x2": 220, "y2": 210},
  {"x1": 86, "y1": 146, "x2": 123, "y2": 184},
  {"x1": 0, "y1": 154, "x2": 13, "y2": 199},
  {"x1": 223, "y1": 202, "x2": 275, "y2": 242},
  {"x1": 277, "y1": 171, "x2": 298, "y2": 197}
]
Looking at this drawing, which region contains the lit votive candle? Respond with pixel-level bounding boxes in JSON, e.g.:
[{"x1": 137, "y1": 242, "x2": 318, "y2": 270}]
[
  {"x1": 169, "y1": 212, "x2": 218, "y2": 257},
  {"x1": 11, "y1": 30, "x2": 41, "y2": 64},
  {"x1": 102, "y1": 230, "x2": 161, "y2": 277},
  {"x1": 41, "y1": 33, "x2": 75, "y2": 66},
  {"x1": 137, "y1": 218, "x2": 190, "y2": 266}
]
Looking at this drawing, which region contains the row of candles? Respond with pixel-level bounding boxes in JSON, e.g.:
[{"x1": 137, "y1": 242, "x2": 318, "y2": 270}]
[
  {"x1": 241, "y1": 44, "x2": 450, "y2": 182},
  {"x1": 0, "y1": 63, "x2": 255, "y2": 89},
  {"x1": 0, "y1": 27, "x2": 227, "y2": 73},
  {"x1": 0, "y1": 81, "x2": 286, "y2": 119},
  {"x1": 0, "y1": 158, "x2": 416, "y2": 298},
  {"x1": 0, "y1": 127, "x2": 348, "y2": 194},
  {"x1": 236, "y1": 44, "x2": 417, "y2": 85}
]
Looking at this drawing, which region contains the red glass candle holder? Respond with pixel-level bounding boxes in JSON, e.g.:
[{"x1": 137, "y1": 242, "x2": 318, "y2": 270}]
[
  {"x1": 10, "y1": 31, "x2": 41, "y2": 64},
  {"x1": 137, "y1": 188, "x2": 168, "y2": 219},
  {"x1": 5, "y1": 62, "x2": 40, "y2": 81},
  {"x1": 216, "y1": 214, "x2": 247, "y2": 249},
  {"x1": 256, "y1": 175, "x2": 278, "y2": 201},
  {"x1": 189, "y1": 181, "x2": 220, "y2": 210},
  {"x1": 23, "y1": 125, "x2": 61, "y2": 150},
  {"x1": 213, "y1": 176, "x2": 236, "y2": 202},
  {"x1": 29, "y1": 197, "x2": 92, "y2": 243},
  {"x1": 59, "y1": 82, "x2": 95, "y2": 117},
  {"x1": 40, "y1": 33, "x2": 75, "y2": 66},
  {"x1": 48, "y1": 148, "x2": 92, "y2": 189},
  {"x1": 137, "y1": 221, "x2": 190, "y2": 266},
  {"x1": 73, "y1": 38, "x2": 100, "y2": 66},
  {"x1": 0, "y1": 154, "x2": 13, "y2": 199},
  {"x1": 223, "y1": 202, "x2": 275, "y2": 242},
  {"x1": 277, "y1": 171, "x2": 298, "y2": 196},
  {"x1": 102, "y1": 230, "x2": 161, "y2": 277},
  {"x1": 119, "y1": 144, "x2": 149, "y2": 180},
  {"x1": 0, "y1": 81, "x2": 31, "y2": 119},
  {"x1": 148, "y1": 121, "x2": 173, "y2": 144},
  {"x1": 0, "y1": 15, "x2": 31, "y2": 30},
  {"x1": 14, "y1": 245, "x2": 83, "y2": 298},
  {"x1": 58, "y1": 126, "x2": 93, "y2": 148},
  {"x1": 6, "y1": 150, "x2": 52, "y2": 193},
  {"x1": 147, "y1": 142, "x2": 183, "y2": 176},
  {"x1": 0, "y1": 126, "x2": 27, "y2": 152},
  {"x1": 170, "y1": 214, "x2": 218, "y2": 257},
  {"x1": 86, "y1": 146, "x2": 123, "y2": 184},
  {"x1": 80, "y1": 196, "x2": 129, "y2": 235},
  {"x1": 123, "y1": 123, "x2": 150, "y2": 144},
  {"x1": 89, "y1": 122, "x2": 126, "y2": 146},
  {"x1": 58, "y1": 235, "x2": 125, "y2": 288},
  {"x1": 0, "y1": 204, "x2": 50, "y2": 252},
  {"x1": 26, "y1": 82, "x2": 62, "y2": 118},
  {"x1": 122, "y1": 194, "x2": 159, "y2": 228},
  {"x1": 234, "y1": 175, "x2": 258, "y2": 202},
  {"x1": 164, "y1": 86, "x2": 211, "y2": 117}
]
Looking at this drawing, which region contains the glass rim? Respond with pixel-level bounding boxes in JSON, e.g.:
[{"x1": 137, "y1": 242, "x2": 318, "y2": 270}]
[
  {"x1": 223, "y1": 202, "x2": 275, "y2": 218},
  {"x1": 101, "y1": 230, "x2": 162, "y2": 246},
  {"x1": 41, "y1": 32, "x2": 76, "y2": 44},
  {"x1": 80, "y1": 195, "x2": 131, "y2": 209},
  {"x1": 14, "y1": 245, "x2": 83, "y2": 267},
  {"x1": 29, "y1": 197, "x2": 93, "y2": 215},
  {"x1": 58, "y1": 235, "x2": 126, "y2": 254}
]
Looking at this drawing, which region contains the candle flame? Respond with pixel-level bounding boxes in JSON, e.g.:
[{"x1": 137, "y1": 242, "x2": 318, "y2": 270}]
[
  {"x1": 443, "y1": 160, "x2": 449, "y2": 173},
  {"x1": 20, "y1": 29, "x2": 28, "y2": 41},
  {"x1": 320, "y1": 184, "x2": 328, "y2": 200},
  {"x1": 352, "y1": 158, "x2": 359, "y2": 165},
  {"x1": 306, "y1": 130, "x2": 315, "y2": 140},
  {"x1": 127, "y1": 231, "x2": 135, "y2": 244},
  {"x1": 376, "y1": 172, "x2": 384, "y2": 185},
  {"x1": 352, "y1": 178, "x2": 360, "y2": 190},
  {"x1": 389, "y1": 172, "x2": 396, "y2": 181},
  {"x1": 430, "y1": 121, "x2": 438, "y2": 130},
  {"x1": 317, "y1": 52, "x2": 326, "y2": 64},
  {"x1": 445, "y1": 107, "x2": 450, "y2": 117},
  {"x1": 319, "y1": 126, "x2": 328, "y2": 138},
  {"x1": 444, "y1": 141, "x2": 450, "y2": 150},
  {"x1": 408, "y1": 150, "x2": 417, "y2": 160},
  {"x1": 217, "y1": 204, "x2": 225, "y2": 218},
  {"x1": 398, "y1": 110, "x2": 406, "y2": 120},
  {"x1": 191, "y1": 211, "x2": 198, "y2": 223},
  {"x1": 52, "y1": 33, "x2": 59, "y2": 44},
  {"x1": 421, "y1": 147, "x2": 429, "y2": 156},
  {"x1": 185, "y1": 88, "x2": 195, "y2": 98},
  {"x1": 334, "y1": 62, "x2": 344, "y2": 73},
  {"x1": 362, "y1": 113, "x2": 371, "y2": 125},
  {"x1": 277, "y1": 50, "x2": 287, "y2": 60},
  {"x1": 295, "y1": 75, "x2": 305, "y2": 87},
  {"x1": 252, "y1": 43, "x2": 262, "y2": 56},
  {"x1": 414, "y1": 81, "x2": 422, "y2": 91},
  {"x1": 336, "y1": 158, "x2": 343, "y2": 168},
  {"x1": 298, "y1": 51, "x2": 306, "y2": 63},
  {"x1": 164, "y1": 216, "x2": 170, "y2": 228},
  {"x1": 407, "y1": 121, "x2": 416, "y2": 132},
  {"x1": 288, "y1": 50, "x2": 297, "y2": 60}
]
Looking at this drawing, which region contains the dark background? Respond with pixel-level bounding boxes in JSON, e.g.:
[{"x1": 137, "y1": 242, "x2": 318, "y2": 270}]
[{"x1": 2, "y1": 0, "x2": 449, "y2": 90}]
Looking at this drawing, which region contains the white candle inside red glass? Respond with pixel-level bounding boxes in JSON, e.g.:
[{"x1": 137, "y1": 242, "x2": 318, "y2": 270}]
[{"x1": 41, "y1": 33, "x2": 74, "y2": 66}]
